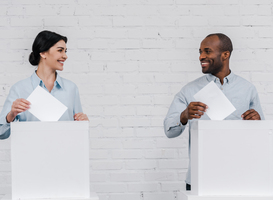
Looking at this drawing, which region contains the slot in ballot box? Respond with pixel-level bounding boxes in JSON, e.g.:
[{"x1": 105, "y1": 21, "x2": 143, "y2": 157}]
[
  {"x1": 9, "y1": 121, "x2": 98, "y2": 200},
  {"x1": 181, "y1": 120, "x2": 273, "y2": 200}
]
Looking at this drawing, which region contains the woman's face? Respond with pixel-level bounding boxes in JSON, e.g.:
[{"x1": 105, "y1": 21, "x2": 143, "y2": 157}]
[{"x1": 40, "y1": 40, "x2": 68, "y2": 71}]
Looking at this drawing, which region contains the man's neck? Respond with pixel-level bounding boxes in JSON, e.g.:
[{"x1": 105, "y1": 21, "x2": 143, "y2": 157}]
[{"x1": 214, "y1": 69, "x2": 231, "y2": 85}]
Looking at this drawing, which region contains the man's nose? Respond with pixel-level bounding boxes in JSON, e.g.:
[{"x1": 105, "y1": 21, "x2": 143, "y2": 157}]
[{"x1": 199, "y1": 52, "x2": 206, "y2": 61}]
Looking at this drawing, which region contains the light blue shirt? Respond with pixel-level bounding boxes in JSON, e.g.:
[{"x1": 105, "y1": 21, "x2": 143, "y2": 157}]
[
  {"x1": 164, "y1": 71, "x2": 264, "y2": 184},
  {"x1": 0, "y1": 72, "x2": 83, "y2": 139}
]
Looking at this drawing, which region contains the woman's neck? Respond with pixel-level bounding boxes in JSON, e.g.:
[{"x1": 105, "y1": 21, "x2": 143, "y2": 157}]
[{"x1": 36, "y1": 64, "x2": 56, "y2": 92}]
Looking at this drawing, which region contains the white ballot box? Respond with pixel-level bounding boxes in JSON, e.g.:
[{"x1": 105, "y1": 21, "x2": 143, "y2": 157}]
[
  {"x1": 10, "y1": 121, "x2": 98, "y2": 200},
  {"x1": 181, "y1": 120, "x2": 273, "y2": 200}
]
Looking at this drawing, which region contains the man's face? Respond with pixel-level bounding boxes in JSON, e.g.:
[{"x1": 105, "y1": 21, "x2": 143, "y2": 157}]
[{"x1": 199, "y1": 35, "x2": 223, "y2": 75}]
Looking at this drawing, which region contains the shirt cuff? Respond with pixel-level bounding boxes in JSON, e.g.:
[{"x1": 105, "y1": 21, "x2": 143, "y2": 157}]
[{"x1": 164, "y1": 114, "x2": 186, "y2": 138}]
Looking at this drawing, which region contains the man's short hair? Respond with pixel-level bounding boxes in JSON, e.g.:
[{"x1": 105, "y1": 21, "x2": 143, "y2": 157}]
[{"x1": 206, "y1": 33, "x2": 233, "y2": 57}]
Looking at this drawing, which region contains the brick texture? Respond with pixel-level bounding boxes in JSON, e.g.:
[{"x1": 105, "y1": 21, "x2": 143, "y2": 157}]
[{"x1": 0, "y1": 1, "x2": 271, "y2": 200}]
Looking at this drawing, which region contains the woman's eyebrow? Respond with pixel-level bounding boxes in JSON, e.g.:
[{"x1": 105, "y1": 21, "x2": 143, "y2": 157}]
[{"x1": 57, "y1": 47, "x2": 67, "y2": 50}]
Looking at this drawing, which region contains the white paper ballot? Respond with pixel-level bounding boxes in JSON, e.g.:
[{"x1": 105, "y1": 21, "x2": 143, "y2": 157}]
[
  {"x1": 193, "y1": 81, "x2": 236, "y2": 120},
  {"x1": 27, "y1": 86, "x2": 68, "y2": 121}
]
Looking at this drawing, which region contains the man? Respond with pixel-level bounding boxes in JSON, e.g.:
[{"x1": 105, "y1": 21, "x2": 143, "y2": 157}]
[{"x1": 163, "y1": 33, "x2": 264, "y2": 191}]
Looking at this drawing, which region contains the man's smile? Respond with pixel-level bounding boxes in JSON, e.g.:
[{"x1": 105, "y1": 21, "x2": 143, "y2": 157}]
[{"x1": 201, "y1": 61, "x2": 210, "y2": 67}]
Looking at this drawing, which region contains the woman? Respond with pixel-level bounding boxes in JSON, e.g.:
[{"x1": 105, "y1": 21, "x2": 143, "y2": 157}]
[{"x1": 0, "y1": 30, "x2": 88, "y2": 139}]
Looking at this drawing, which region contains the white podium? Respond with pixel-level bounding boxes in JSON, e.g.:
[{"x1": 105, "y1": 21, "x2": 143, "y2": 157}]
[
  {"x1": 181, "y1": 120, "x2": 273, "y2": 200},
  {"x1": 8, "y1": 121, "x2": 99, "y2": 200}
]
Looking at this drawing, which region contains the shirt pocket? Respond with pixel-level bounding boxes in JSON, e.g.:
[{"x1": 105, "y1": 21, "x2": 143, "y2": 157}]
[{"x1": 228, "y1": 98, "x2": 250, "y2": 119}]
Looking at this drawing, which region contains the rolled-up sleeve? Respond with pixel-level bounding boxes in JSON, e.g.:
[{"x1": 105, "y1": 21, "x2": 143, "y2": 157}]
[
  {"x1": 164, "y1": 91, "x2": 188, "y2": 138},
  {"x1": 0, "y1": 85, "x2": 19, "y2": 140},
  {"x1": 250, "y1": 86, "x2": 265, "y2": 120},
  {"x1": 0, "y1": 123, "x2": 11, "y2": 139},
  {"x1": 73, "y1": 85, "x2": 83, "y2": 115}
]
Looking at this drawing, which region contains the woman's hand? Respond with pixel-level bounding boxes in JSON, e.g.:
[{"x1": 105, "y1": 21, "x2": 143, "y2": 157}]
[
  {"x1": 6, "y1": 98, "x2": 31, "y2": 123},
  {"x1": 74, "y1": 112, "x2": 89, "y2": 121}
]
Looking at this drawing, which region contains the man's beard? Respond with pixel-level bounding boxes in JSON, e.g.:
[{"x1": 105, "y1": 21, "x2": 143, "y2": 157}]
[
  {"x1": 203, "y1": 56, "x2": 223, "y2": 75},
  {"x1": 208, "y1": 62, "x2": 223, "y2": 75}
]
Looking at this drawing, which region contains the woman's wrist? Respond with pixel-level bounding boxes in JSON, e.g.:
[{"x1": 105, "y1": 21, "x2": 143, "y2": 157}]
[{"x1": 6, "y1": 112, "x2": 15, "y2": 123}]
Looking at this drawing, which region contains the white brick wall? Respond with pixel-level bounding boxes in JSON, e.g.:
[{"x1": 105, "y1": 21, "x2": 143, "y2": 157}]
[{"x1": 0, "y1": 1, "x2": 272, "y2": 200}]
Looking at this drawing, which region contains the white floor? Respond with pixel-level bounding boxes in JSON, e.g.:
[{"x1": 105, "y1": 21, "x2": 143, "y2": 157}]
[
  {"x1": 1, "y1": 193, "x2": 99, "y2": 200},
  {"x1": 179, "y1": 191, "x2": 273, "y2": 200}
]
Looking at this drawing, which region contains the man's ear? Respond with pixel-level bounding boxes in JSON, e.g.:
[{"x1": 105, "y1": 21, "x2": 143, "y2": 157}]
[{"x1": 221, "y1": 51, "x2": 230, "y2": 61}]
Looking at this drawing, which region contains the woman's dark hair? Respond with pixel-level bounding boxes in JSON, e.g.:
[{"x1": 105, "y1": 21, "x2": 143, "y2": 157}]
[{"x1": 29, "y1": 30, "x2": 67, "y2": 66}]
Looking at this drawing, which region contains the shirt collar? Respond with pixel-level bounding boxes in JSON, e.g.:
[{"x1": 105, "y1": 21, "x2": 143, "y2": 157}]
[
  {"x1": 55, "y1": 73, "x2": 63, "y2": 88},
  {"x1": 206, "y1": 70, "x2": 235, "y2": 84},
  {"x1": 31, "y1": 71, "x2": 63, "y2": 89}
]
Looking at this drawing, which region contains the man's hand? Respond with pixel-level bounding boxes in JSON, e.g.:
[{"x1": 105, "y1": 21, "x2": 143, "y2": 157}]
[
  {"x1": 241, "y1": 109, "x2": 261, "y2": 120},
  {"x1": 6, "y1": 98, "x2": 31, "y2": 123},
  {"x1": 180, "y1": 102, "x2": 208, "y2": 125}
]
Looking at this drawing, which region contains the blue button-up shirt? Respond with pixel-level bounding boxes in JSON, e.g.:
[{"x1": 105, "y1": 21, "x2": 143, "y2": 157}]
[
  {"x1": 164, "y1": 71, "x2": 264, "y2": 184},
  {"x1": 0, "y1": 72, "x2": 83, "y2": 139}
]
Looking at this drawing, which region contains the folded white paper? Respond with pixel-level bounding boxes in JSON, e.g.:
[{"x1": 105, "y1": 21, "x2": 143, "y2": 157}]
[
  {"x1": 193, "y1": 81, "x2": 236, "y2": 120},
  {"x1": 27, "y1": 86, "x2": 68, "y2": 121}
]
